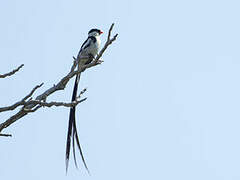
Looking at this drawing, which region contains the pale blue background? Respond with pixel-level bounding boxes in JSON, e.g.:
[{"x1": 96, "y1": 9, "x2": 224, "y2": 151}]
[{"x1": 1, "y1": 0, "x2": 240, "y2": 179}]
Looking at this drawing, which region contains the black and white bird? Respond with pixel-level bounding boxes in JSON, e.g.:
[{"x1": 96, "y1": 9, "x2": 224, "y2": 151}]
[{"x1": 66, "y1": 28, "x2": 103, "y2": 173}]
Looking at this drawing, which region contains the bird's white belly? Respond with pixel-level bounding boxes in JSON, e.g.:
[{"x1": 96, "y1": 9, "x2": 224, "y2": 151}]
[{"x1": 81, "y1": 40, "x2": 100, "y2": 57}]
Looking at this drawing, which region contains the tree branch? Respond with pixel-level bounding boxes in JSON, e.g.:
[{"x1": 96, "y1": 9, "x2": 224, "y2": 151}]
[
  {"x1": 0, "y1": 133, "x2": 12, "y2": 137},
  {"x1": 0, "y1": 23, "x2": 118, "y2": 134},
  {"x1": 24, "y1": 98, "x2": 87, "y2": 109},
  {"x1": 0, "y1": 83, "x2": 44, "y2": 113},
  {"x1": 0, "y1": 64, "x2": 24, "y2": 78}
]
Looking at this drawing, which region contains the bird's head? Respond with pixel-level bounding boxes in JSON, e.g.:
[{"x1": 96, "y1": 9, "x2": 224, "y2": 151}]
[{"x1": 88, "y1": 29, "x2": 103, "y2": 37}]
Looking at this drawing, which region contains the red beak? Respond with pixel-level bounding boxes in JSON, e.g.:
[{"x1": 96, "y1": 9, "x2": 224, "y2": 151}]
[{"x1": 100, "y1": 31, "x2": 103, "y2": 34}]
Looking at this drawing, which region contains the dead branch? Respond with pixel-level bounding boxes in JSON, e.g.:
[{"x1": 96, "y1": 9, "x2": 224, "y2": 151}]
[
  {"x1": 0, "y1": 23, "x2": 118, "y2": 134},
  {"x1": 23, "y1": 98, "x2": 87, "y2": 109},
  {"x1": 0, "y1": 64, "x2": 24, "y2": 78},
  {"x1": 0, "y1": 83, "x2": 44, "y2": 113},
  {"x1": 0, "y1": 133, "x2": 12, "y2": 137}
]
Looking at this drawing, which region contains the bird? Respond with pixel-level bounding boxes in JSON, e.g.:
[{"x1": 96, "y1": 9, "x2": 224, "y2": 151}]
[{"x1": 65, "y1": 28, "x2": 103, "y2": 173}]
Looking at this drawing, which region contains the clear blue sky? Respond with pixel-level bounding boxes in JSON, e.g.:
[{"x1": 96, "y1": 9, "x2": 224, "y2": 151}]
[{"x1": 1, "y1": 0, "x2": 240, "y2": 179}]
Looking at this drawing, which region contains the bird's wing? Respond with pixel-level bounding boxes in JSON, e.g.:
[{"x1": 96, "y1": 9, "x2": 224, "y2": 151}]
[{"x1": 80, "y1": 37, "x2": 92, "y2": 52}]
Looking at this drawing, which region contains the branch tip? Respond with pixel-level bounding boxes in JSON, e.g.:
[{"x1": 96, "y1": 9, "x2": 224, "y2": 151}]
[
  {"x1": 0, "y1": 64, "x2": 24, "y2": 78},
  {"x1": 0, "y1": 133, "x2": 12, "y2": 137}
]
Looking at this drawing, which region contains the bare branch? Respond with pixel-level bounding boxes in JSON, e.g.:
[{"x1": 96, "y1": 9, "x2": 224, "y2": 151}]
[
  {"x1": 93, "y1": 23, "x2": 118, "y2": 65},
  {"x1": 0, "y1": 133, "x2": 12, "y2": 137},
  {"x1": 0, "y1": 109, "x2": 28, "y2": 131},
  {"x1": 0, "y1": 23, "x2": 118, "y2": 134},
  {"x1": 0, "y1": 64, "x2": 24, "y2": 78},
  {"x1": 24, "y1": 98, "x2": 87, "y2": 109},
  {"x1": 0, "y1": 97, "x2": 87, "y2": 132},
  {"x1": 0, "y1": 83, "x2": 43, "y2": 113},
  {"x1": 22, "y1": 105, "x2": 41, "y2": 113},
  {"x1": 22, "y1": 83, "x2": 44, "y2": 101},
  {"x1": 77, "y1": 88, "x2": 87, "y2": 99},
  {"x1": 107, "y1": 23, "x2": 114, "y2": 41}
]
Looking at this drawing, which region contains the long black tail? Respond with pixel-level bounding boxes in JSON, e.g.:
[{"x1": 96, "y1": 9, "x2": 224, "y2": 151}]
[{"x1": 65, "y1": 73, "x2": 89, "y2": 173}]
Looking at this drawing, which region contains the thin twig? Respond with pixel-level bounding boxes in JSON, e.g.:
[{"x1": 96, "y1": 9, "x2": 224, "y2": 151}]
[
  {"x1": 77, "y1": 88, "x2": 87, "y2": 99},
  {"x1": 0, "y1": 133, "x2": 12, "y2": 137},
  {"x1": 107, "y1": 23, "x2": 114, "y2": 41},
  {"x1": 0, "y1": 64, "x2": 24, "y2": 78},
  {"x1": 22, "y1": 83, "x2": 44, "y2": 101},
  {"x1": 0, "y1": 83, "x2": 43, "y2": 113}
]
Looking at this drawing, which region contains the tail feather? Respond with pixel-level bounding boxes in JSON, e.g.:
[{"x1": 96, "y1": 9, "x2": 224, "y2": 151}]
[
  {"x1": 73, "y1": 117, "x2": 90, "y2": 174},
  {"x1": 65, "y1": 74, "x2": 80, "y2": 173},
  {"x1": 72, "y1": 122, "x2": 79, "y2": 169},
  {"x1": 71, "y1": 106, "x2": 78, "y2": 169},
  {"x1": 66, "y1": 57, "x2": 93, "y2": 173},
  {"x1": 65, "y1": 106, "x2": 74, "y2": 173}
]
